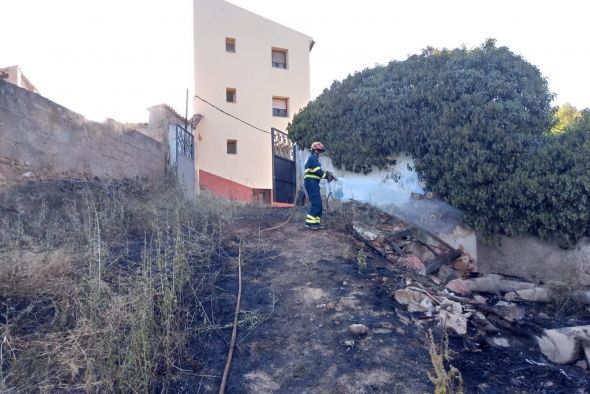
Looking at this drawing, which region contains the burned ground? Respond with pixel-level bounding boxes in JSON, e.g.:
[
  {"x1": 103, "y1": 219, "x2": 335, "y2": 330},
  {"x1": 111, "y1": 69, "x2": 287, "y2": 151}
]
[
  {"x1": 179, "y1": 207, "x2": 590, "y2": 393},
  {"x1": 1, "y1": 182, "x2": 589, "y2": 393}
]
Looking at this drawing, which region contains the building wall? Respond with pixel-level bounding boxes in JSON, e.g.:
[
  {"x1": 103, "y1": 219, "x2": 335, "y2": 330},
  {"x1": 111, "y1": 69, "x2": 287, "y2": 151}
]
[
  {"x1": 304, "y1": 151, "x2": 478, "y2": 260},
  {"x1": 0, "y1": 65, "x2": 39, "y2": 93},
  {"x1": 0, "y1": 80, "x2": 166, "y2": 184},
  {"x1": 194, "y1": 0, "x2": 312, "y2": 195},
  {"x1": 477, "y1": 235, "x2": 590, "y2": 286}
]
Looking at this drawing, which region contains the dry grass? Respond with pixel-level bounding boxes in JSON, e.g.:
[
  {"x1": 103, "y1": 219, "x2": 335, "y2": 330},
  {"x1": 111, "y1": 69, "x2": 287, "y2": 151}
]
[
  {"x1": 0, "y1": 178, "x2": 240, "y2": 392},
  {"x1": 427, "y1": 329, "x2": 464, "y2": 394}
]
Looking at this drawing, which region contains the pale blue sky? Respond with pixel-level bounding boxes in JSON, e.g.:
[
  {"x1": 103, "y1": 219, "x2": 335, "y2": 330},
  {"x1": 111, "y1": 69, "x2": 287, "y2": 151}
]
[{"x1": 1, "y1": 0, "x2": 588, "y2": 122}]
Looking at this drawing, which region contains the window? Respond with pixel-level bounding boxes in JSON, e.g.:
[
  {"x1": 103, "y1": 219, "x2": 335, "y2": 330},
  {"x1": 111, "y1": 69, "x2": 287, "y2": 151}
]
[
  {"x1": 272, "y1": 97, "x2": 288, "y2": 117},
  {"x1": 226, "y1": 37, "x2": 236, "y2": 53},
  {"x1": 271, "y1": 48, "x2": 287, "y2": 69},
  {"x1": 226, "y1": 88, "x2": 236, "y2": 103},
  {"x1": 227, "y1": 140, "x2": 237, "y2": 154}
]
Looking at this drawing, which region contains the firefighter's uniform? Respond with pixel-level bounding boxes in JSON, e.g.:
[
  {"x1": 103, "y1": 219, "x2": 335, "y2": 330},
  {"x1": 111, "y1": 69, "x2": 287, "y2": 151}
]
[{"x1": 304, "y1": 153, "x2": 327, "y2": 228}]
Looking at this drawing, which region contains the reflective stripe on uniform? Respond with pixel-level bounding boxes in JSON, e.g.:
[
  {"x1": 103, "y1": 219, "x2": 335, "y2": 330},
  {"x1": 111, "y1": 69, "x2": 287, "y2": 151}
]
[
  {"x1": 304, "y1": 174, "x2": 321, "y2": 180},
  {"x1": 304, "y1": 166, "x2": 322, "y2": 174},
  {"x1": 305, "y1": 215, "x2": 320, "y2": 224}
]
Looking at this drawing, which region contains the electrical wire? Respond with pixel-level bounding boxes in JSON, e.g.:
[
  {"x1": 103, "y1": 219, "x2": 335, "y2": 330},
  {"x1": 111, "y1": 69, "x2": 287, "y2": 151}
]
[{"x1": 194, "y1": 94, "x2": 272, "y2": 135}]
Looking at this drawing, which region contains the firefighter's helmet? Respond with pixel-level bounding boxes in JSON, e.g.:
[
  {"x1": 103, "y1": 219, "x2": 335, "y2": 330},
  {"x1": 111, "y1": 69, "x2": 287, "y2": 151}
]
[{"x1": 310, "y1": 141, "x2": 326, "y2": 152}]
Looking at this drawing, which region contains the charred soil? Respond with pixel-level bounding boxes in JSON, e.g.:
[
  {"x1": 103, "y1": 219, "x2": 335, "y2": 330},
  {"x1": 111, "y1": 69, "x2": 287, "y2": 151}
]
[{"x1": 183, "y1": 207, "x2": 590, "y2": 394}]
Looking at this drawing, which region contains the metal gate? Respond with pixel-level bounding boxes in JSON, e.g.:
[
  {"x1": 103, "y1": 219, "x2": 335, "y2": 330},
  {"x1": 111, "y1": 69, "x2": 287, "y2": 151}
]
[
  {"x1": 168, "y1": 123, "x2": 195, "y2": 199},
  {"x1": 271, "y1": 128, "x2": 296, "y2": 204}
]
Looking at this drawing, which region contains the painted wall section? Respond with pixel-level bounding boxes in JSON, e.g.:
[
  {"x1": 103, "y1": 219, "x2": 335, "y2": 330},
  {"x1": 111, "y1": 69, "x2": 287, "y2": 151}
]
[
  {"x1": 297, "y1": 150, "x2": 424, "y2": 206},
  {"x1": 297, "y1": 150, "x2": 478, "y2": 260},
  {"x1": 194, "y1": 0, "x2": 312, "y2": 192},
  {"x1": 199, "y1": 169, "x2": 254, "y2": 201}
]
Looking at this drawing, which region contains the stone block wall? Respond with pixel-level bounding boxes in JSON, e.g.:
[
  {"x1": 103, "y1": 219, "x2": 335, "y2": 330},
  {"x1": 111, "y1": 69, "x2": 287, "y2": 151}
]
[{"x1": 0, "y1": 80, "x2": 166, "y2": 184}]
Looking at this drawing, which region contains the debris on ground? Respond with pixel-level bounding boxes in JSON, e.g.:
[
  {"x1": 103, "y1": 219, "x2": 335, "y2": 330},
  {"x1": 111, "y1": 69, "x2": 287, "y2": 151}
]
[
  {"x1": 536, "y1": 326, "x2": 590, "y2": 364},
  {"x1": 445, "y1": 273, "x2": 537, "y2": 295},
  {"x1": 351, "y1": 202, "x2": 590, "y2": 385},
  {"x1": 352, "y1": 218, "x2": 467, "y2": 276},
  {"x1": 348, "y1": 323, "x2": 370, "y2": 336}
]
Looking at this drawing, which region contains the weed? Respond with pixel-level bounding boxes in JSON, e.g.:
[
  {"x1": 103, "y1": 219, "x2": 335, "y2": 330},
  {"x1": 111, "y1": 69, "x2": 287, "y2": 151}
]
[
  {"x1": 427, "y1": 329, "x2": 463, "y2": 394},
  {"x1": 357, "y1": 245, "x2": 367, "y2": 272},
  {"x1": 0, "y1": 178, "x2": 238, "y2": 392}
]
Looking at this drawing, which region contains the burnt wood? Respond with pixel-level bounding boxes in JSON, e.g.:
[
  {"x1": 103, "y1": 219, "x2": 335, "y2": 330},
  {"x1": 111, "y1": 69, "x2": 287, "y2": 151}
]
[{"x1": 424, "y1": 249, "x2": 462, "y2": 275}]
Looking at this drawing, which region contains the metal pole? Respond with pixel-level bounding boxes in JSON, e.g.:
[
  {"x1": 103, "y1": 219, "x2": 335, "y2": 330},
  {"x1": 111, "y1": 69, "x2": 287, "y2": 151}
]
[{"x1": 271, "y1": 128, "x2": 276, "y2": 203}]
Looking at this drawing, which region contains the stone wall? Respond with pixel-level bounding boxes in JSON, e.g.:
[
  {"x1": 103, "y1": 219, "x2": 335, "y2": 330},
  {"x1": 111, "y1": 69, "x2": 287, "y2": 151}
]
[
  {"x1": 477, "y1": 235, "x2": 590, "y2": 286},
  {"x1": 0, "y1": 80, "x2": 166, "y2": 184}
]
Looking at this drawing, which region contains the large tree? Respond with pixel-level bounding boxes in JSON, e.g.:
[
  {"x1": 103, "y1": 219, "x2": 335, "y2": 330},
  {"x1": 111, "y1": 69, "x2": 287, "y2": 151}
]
[{"x1": 288, "y1": 40, "x2": 590, "y2": 242}]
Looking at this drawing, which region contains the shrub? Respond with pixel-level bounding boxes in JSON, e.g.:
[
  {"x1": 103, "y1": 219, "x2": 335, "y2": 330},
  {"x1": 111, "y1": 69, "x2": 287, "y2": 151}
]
[{"x1": 288, "y1": 40, "x2": 590, "y2": 242}]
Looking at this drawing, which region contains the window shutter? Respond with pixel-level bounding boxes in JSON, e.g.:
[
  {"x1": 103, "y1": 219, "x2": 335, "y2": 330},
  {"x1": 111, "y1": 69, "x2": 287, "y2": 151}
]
[
  {"x1": 273, "y1": 98, "x2": 287, "y2": 110},
  {"x1": 272, "y1": 50, "x2": 286, "y2": 64}
]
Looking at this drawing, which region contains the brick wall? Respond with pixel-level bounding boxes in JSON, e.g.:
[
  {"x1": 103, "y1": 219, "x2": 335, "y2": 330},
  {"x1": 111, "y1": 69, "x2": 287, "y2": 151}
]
[{"x1": 0, "y1": 79, "x2": 166, "y2": 184}]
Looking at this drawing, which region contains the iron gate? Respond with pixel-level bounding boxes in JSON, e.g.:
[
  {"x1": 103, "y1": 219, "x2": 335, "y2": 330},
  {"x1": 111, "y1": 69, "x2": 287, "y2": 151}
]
[
  {"x1": 271, "y1": 128, "x2": 296, "y2": 204},
  {"x1": 170, "y1": 124, "x2": 195, "y2": 198}
]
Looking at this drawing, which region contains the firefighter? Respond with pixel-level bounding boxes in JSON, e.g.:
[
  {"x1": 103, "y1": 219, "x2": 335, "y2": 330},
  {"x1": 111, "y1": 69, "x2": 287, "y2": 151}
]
[{"x1": 304, "y1": 141, "x2": 335, "y2": 229}]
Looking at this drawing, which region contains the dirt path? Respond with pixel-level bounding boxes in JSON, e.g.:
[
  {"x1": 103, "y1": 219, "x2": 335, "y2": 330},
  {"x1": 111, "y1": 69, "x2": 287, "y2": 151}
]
[{"x1": 185, "y1": 217, "x2": 433, "y2": 393}]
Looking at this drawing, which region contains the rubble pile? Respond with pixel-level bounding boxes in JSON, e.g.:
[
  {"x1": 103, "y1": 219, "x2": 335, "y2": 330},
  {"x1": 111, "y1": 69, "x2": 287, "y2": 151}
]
[{"x1": 351, "y1": 208, "x2": 590, "y2": 371}]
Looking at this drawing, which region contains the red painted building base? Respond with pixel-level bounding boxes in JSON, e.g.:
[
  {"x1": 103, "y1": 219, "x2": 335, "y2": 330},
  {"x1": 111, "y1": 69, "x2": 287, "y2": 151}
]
[
  {"x1": 199, "y1": 170, "x2": 254, "y2": 202},
  {"x1": 199, "y1": 170, "x2": 293, "y2": 207}
]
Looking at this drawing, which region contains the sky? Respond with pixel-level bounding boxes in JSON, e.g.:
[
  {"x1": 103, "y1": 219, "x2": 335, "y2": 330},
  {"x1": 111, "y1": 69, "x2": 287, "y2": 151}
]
[{"x1": 1, "y1": 0, "x2": 589, "y2": 123}]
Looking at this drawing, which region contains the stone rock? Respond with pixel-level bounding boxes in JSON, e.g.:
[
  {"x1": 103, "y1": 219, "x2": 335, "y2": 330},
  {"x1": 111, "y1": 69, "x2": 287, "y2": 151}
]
[
  {"x1": 536, "y1": 326, "x2": 590, "y2": 364},
  {"x1": 398, "y1": 255, "x2": 426, "y2": 275},
  {"x1": 343, "y1": 340, "x2": 355, "y2": 347},
  {"x1": 473, "y1": 295, "x2": 487, "y2": 304},
  {"x1": 473, "y1": 311, "x2": 499, "y2": 333},
  {"x1": 439, "y1": 309, "x2": 467, "y2": 335},
  {"x1": 504, "y1": 287, "x2": 552, "y2": 303},
  {"x1": 447, "y1": 274, "x2": 537, "y2": 295},
  {"x1": 21, "y1": 171, "x2": 34, "y2": 178},
  {"x1": 438, "y1": 265, "x2": 462, "y2": 283},
  {"x1": 575, "y1": 360, "x2": 588, "y2": 369},
  {"x1": 393, "y1": 288, "x2": 434, "y2": 314},
  {"x1": 438, "y1": 299, "x2": 467, "y2": 335},
  {"x1": 451, "y1": 255, "x2": 472, "y2": 273},
  {"x1": 445, "y1": 278, "x2": 470, "y2": 295},
  {"x1": 349, "y1": 324, "x2": 369, "y2": 336},
  {"x1": 490, "y1": 336, "x2": 510, "y2": 347},
  {"x1": 352, "y1": 221, "x2": 382, "y2": 242},
  {"x1": 494, "y1": 301, "x2": 525, "y2": 322}
]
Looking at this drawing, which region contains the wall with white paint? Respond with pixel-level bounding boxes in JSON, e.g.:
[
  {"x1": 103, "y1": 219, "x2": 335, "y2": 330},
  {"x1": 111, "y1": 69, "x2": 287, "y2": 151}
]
[{"x1": 297, "y1": 149, "x2": 478, "y2": 261}]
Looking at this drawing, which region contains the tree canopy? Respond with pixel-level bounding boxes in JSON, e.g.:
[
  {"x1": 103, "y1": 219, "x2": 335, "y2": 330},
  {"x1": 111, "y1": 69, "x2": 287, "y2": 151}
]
[{"x1": 288, "y1": 40, "x2": 590, "y2": 242}]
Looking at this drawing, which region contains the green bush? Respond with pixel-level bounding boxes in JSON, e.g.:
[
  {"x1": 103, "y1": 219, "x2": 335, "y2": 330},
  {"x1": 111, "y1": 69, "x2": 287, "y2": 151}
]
[{"x1": 288, "y1": 40, "x2": 590, "y2": 242}]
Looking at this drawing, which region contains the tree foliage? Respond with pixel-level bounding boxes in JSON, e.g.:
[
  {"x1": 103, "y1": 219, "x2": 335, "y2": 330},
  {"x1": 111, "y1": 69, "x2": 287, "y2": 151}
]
[
  {"x1": 288, "y1": 40, "x2": 590, "y2": 242},
  {"x1": 550, "y1": 103, "x2": 582, "y2": 134}
]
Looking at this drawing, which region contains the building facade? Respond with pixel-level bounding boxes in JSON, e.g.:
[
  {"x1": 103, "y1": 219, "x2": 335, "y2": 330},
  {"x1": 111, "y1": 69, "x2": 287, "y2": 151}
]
[
  {"x1": 0, "y1": 65, "x2": 39, "y2": 94},
  {"x1": 193, "y1": 0, "x2": 313, "y2": 203}
]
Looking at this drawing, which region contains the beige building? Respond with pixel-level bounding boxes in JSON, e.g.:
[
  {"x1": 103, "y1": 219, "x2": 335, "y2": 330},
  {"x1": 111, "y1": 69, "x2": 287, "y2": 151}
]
[
  {"x1": 0, "y1": 65, "x2": 39, "y2": 94},
  {"x1": 193, "y1": 0, "x2": 313, "y2": 203}
]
